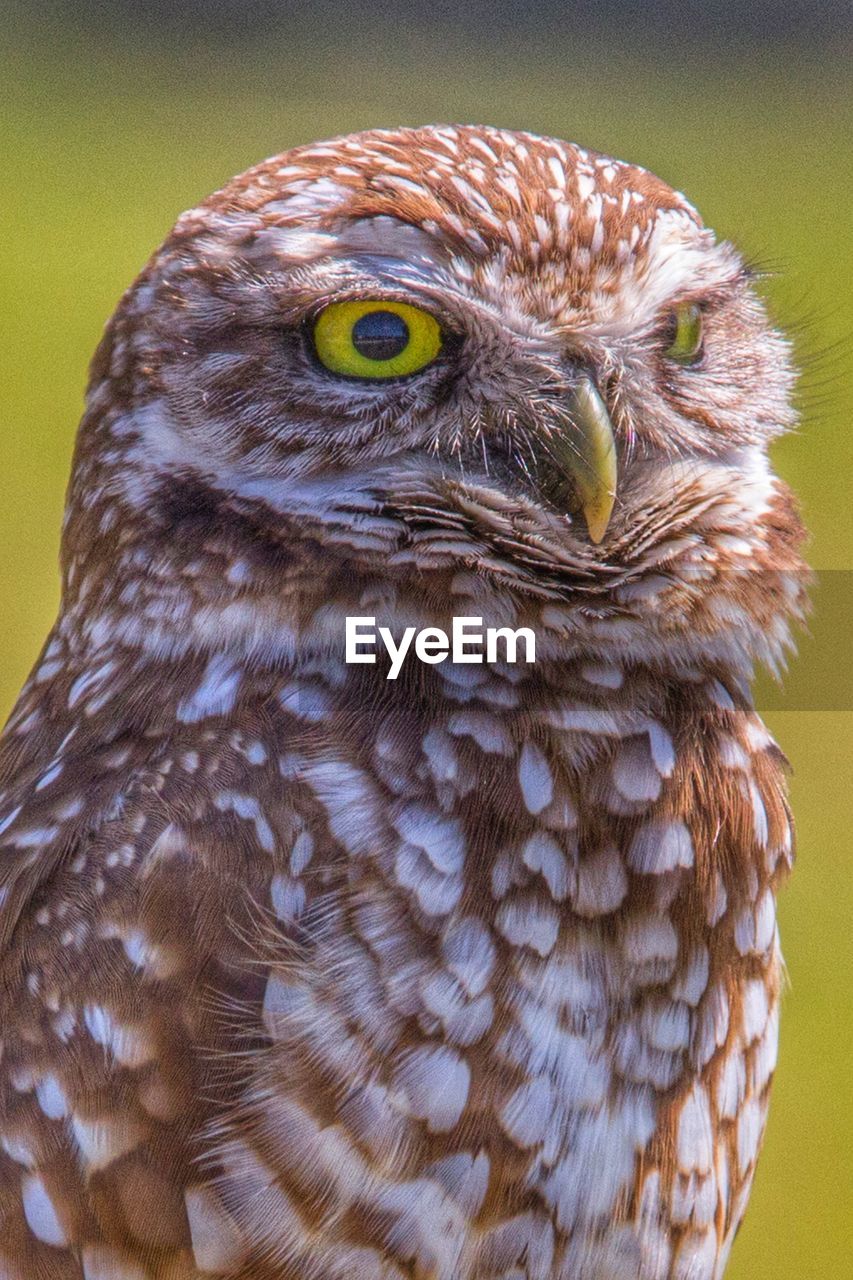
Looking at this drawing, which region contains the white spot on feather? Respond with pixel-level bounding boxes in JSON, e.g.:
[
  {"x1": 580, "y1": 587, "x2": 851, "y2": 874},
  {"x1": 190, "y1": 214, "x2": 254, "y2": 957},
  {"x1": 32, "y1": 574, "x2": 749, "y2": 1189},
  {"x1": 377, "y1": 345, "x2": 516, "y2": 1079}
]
[
  {"x1": 442, "y1": 918, "x2": 496, "y2": 997},
  {"x1": 393, "y1": 803, "x2": 465, "y2": 875},
  {"x1": 35, "y1": 762, "x2": 64, "y2": 791},
  {"x1": 214, "y1": 791, "x2": 275, "y2": 854},
  {"x1": 542, "y1": 1093, "x2": 655, "y2": 1230},
  {"x1": 0, "y1": 805, "x2": 22, "y2": 836},
  {"x1": 581, "y1": 663, "x2": 623, "y2": 689},
  {"x1": 742, "y1": 979, "x2": 770, "y2": 1043},
  {"x1": 718, "y1": 1048, "x2": 747, "y2": 1120},
  {"x1": 517, "y1": 743, "x2": 554, "y2": 814},
  {"x1": 496, "y1": 894, "x2": 559, "y2": 956},
  {"x1": 71, "y1": 1112, "x2": 147, "y2": 1170},
  {"x1": 289, "y1": 829, "x2": 314, "y2": 875},
  {"x1": 68, "y1": 662, "x2": 116, "y2": 710},
  {"x1": 499, "y1": 1076, "x2": 554, "y2": 1148},
  {"x1": 621, "y1": 913, "x2": 679, "y2": 979},
  {"x1": 628, "y1": 820, "x2": 694, "y2": 874},
  {"x1": 35, "y1": 1074, "x2": 68, "y2": 1120},
  {"x1": 394, "y1": 1045, "x2": 470, "y2": 1132},
  {"x1": 300, "y1": 758, "x2": 384, "y2": 855},
  {"x1": 84, "y1": 1004, "x2": 156, "y2": 1068},
  {"x1": 186, "y1": 1184, "x2": 249, "y2": 1272},
  {"x1": 521, "y1": 832, "x2": 572, "y2": 900},
  {"x1": 677, "y1": 1084, "x2": 714, "y2": 1174},
  {"x1": 670, "y1": 947, "x2": 710, "y2": 1007},
  {"x1": 177, "y1": 655, "x2": 241, "y2": 723},
  {"x1": 22, "y1": 1173, "x2": 68, "y2": 1246},
  {"x1": 426, "y1": 1151, "x2": 490, "y2": 1216},
  {"x1": 737, "y1": 1096, "x2": 765, "y2": 1175},
  {"x1": 447, "y1": 709, "x2": 512, "y2": 755},
  {"x1": 646, "y1": 721, "x2": 676, "y2": 776}
]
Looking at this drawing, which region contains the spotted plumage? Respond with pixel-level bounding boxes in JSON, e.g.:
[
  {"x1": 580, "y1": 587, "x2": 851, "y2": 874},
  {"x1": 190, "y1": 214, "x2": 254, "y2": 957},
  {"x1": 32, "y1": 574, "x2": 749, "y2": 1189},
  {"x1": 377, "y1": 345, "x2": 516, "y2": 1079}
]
[{"x1": 0, "y1": 125, "x2": 806, "y2": 1279}]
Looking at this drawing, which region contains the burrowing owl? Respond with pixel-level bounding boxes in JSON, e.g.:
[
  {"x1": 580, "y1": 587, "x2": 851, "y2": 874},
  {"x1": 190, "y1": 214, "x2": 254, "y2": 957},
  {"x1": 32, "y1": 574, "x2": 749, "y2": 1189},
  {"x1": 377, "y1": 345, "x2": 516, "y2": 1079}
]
[{"x1": 0, "y1": 125, "x2": 806, "y2": 1279}]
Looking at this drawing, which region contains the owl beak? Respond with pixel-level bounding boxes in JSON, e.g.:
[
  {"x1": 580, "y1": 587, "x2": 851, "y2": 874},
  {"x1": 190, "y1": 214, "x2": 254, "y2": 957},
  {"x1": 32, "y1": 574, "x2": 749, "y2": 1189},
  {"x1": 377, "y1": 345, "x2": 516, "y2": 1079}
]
[{"x1": 561, "y1": 374, "x2": 618, "y2": 544}]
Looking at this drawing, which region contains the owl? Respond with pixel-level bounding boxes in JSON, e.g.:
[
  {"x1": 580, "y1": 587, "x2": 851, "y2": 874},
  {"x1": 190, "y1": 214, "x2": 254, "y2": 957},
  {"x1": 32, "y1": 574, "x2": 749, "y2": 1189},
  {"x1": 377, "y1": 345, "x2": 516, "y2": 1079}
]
[{"x1": 0, "y1": 125, "x2": 807, "y2": 1280}]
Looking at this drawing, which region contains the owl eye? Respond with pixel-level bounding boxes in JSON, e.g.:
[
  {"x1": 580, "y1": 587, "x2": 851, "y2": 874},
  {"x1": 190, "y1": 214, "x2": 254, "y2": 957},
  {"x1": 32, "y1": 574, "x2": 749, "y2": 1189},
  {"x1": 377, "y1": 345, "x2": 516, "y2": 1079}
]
[
  {"x1": 312, "y1": 300, "x2": 443, "y2": 379},
  {"x1": 663, "y1": 302, "x2": 704, "y2": 365}
]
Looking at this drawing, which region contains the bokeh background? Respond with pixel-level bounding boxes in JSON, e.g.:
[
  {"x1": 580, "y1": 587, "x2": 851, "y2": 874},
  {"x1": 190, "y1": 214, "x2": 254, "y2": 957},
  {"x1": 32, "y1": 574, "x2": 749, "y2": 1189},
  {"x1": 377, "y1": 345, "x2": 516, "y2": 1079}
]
[{"x1": 3, "y1": 2, "x2": 852, "y2": 1274}]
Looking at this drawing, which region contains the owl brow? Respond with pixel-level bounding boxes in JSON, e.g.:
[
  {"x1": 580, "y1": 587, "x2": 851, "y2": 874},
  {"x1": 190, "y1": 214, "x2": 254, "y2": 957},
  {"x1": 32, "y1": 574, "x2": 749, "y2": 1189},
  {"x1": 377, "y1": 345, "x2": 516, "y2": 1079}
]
[
  {"x1": 275, "y1": 259, "x2": 447, "y2": 310},
  {"x1": 654, "y1": 279, "x2": 742, "y2": 326}
]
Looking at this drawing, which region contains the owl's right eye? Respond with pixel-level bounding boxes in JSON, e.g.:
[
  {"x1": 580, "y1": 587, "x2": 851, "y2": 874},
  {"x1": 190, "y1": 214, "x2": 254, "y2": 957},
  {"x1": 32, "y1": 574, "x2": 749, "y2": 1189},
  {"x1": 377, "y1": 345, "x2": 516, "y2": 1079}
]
[
  {"x1": 662, "y1": 302, "x2": 704, "y2": 365},
  {"x1": 312, "y1": 300, "x2": 443, "y2": 380}
]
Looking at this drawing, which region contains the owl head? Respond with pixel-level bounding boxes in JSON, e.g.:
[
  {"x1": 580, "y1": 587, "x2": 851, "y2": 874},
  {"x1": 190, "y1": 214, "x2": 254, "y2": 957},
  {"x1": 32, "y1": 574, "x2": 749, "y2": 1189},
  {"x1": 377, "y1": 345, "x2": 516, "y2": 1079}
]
[{"x1": 63, "y1": 125, "x2": 805, "y2": 674}]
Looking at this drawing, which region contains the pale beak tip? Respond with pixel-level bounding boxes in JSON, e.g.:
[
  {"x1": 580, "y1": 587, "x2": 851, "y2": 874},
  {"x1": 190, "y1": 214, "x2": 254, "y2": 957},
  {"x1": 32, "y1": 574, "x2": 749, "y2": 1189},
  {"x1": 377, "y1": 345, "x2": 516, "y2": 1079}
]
[{"x1": 582, "y1": 491, "x2": 616, "y2": 545}]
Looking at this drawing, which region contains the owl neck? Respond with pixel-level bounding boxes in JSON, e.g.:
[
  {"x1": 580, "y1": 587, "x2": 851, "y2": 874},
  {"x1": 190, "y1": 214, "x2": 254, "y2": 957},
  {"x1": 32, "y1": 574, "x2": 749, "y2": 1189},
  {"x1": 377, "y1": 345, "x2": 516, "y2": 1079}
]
[{"x1": 56, "y1": 494, "x2": 807, "y2": 683}]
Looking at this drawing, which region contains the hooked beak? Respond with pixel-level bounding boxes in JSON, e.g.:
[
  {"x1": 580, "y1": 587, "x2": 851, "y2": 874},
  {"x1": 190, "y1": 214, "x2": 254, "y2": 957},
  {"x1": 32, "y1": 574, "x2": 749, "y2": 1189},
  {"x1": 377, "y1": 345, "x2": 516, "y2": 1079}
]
[{"x1": 558, "y1": 373, "x2": 618, "y2": 544}]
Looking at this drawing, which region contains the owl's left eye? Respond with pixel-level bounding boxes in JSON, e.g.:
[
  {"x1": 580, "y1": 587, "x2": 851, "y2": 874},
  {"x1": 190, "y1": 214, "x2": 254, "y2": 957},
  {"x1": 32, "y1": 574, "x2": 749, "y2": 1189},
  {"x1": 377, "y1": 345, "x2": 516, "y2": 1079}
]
[
  {"x1": 663, "y1": 302, "x2": 704, "y2": 365},
  {"x1": 312, "y1": 300, "x2": 443, "y2": 379}
]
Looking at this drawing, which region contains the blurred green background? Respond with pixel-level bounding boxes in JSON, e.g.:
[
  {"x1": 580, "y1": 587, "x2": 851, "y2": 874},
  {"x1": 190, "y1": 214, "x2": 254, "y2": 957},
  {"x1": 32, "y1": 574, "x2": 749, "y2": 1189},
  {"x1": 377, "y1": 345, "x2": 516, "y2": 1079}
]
[{"x1": 2, "y1": 4, "x2": 852, "y2": 1275}]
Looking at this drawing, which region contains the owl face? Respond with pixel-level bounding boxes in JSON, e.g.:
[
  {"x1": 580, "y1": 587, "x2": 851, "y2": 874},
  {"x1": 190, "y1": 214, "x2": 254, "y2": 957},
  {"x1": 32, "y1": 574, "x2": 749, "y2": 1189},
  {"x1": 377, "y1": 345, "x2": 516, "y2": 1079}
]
[{"x1": 78, "y1": 125, "x2": 798, "y2": 615}]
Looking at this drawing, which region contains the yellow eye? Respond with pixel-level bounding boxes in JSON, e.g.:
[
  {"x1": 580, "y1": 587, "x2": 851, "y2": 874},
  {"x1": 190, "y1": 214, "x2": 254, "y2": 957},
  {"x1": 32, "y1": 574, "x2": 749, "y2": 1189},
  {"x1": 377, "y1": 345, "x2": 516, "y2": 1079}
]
[
  {"x1": 312, "y1": 300, "x2": 443, "y2": 379},
  {"x1": 664, "y1": 302, "x2": 704, "y2": 365}
]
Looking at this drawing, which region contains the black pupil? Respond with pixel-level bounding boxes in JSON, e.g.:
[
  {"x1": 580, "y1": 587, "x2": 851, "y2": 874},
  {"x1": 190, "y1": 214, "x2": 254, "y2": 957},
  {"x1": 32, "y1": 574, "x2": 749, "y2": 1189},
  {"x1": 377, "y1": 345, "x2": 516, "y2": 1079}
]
[{"x1": 351, "y1": 310, "x2": 410, "y2": 361}]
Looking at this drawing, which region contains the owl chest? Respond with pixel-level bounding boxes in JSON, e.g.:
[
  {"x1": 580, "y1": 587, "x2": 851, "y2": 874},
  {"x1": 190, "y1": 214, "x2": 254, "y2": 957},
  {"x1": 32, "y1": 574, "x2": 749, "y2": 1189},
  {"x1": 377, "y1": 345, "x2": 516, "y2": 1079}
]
[
  {"x1": 272, "y1": 691, "x2": 686, "y2": 1042},
  {"x1": 292, "y1": 788, "x2": 682, "y2": 1108},
  {"x1": 258, "y1": 712, "x2": 706, "y2": 1225},
  {"x1": 190, "y1": 673, "x2": 780, "y2": 1277}
]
